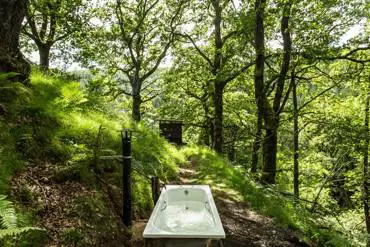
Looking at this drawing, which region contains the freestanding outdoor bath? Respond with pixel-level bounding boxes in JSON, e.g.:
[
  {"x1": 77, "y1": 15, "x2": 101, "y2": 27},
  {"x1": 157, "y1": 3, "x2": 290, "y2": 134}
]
[{"x1": 143, "y1": 185, "x2": 225, "y2": 247}]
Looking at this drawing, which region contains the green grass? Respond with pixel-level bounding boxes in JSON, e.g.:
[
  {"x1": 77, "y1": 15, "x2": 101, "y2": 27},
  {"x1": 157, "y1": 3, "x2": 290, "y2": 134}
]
[{"x1": 180, "y1": 145, "x2": 356, "y2": 247}]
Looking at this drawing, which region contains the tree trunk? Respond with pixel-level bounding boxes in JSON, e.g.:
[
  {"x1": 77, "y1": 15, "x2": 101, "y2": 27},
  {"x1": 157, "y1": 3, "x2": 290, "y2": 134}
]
[
  {"x1": 251, "y1": 110, "x2": 263, "y2": 173},
  {"x1": 201, "y1": 100, "x2": 212, "y2": 146},
  {"x1": 209, "y1": 117, "x2": 215, "y2": 147},
  {"x1": 228, "y1": 144, "x2": 236, "y2": 161},
  {"x1": 38, "y1": 44, "x2": 51, "y2": 71},
  {"x1": 213, "y1": 83, "x2": 224, "y2": 153},
  {"x1": 254, "y1": 0, "x2": 269, "y2": 180},
  {"x1": 261, "y1": 125, "x2": 278, "y2": 184},
  {"x1": 211, "y1": 0, "x2": 224, "y2": 154},
  {"x1": 253, "y1": 0, "x2": 266, "y2": 146},
  {"x1": 254, "y1": 0, "x2": 292, "y2": 184},
  {"x1": 202, "y1": 117, "x2": 213, "y2": 147},
  {"x1": 292, "y1": 75, "x2": 299, "y2": 199},
  {"x1": 0, "y1": 0, "x2": 30, "y2": 82},
  {"x1": 132, "y1": 94, "x2": 141, "y2": 122},
  {"x1": 363, "y1": 90, "x2": 370, "y2": 247},
  {"x1": 131, "y1": 75, "x2": 142, "y2": 122}
]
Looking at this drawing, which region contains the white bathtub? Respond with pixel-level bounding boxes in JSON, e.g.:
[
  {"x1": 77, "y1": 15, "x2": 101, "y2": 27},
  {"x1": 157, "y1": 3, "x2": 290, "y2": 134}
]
[{"x1": 143, "y1": 185, "x2": 225, "y2": 239}]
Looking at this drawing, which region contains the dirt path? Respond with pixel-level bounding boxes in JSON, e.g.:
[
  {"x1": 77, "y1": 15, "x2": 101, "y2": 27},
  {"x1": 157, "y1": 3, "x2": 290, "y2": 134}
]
[
  {"x1": 132, "y1": 166, "x2": 311, "y2": 247},
  {"x1": 180, "y1": 166, "x2": 311, "y2": 247}
]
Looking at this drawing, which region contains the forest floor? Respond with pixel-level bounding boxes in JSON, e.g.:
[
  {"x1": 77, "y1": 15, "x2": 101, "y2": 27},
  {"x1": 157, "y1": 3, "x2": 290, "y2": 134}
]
[
  {"x1": 131, "y1": 163, "x2": 312, "y2": 247},
  {"x1": 11, "y1": 162, "x2": 127, "y2": 246}
]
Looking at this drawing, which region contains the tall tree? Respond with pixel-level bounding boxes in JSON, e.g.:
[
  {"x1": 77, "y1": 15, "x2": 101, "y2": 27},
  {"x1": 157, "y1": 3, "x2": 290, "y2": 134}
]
[
  {"x1": 22, "y1": 0, "x2": 86, "y2": 71},
  {"x1": 115, "y1": 0, "x2": 186, "y2": 121},
  {"x1": 82, "y1": 0, "x2": 187, "y2": 122},
  {"x1": 180, "y1": 0, "x2": 255, "y2": 153},
  {"x1": 160, "y1": 46, "x2": 214, "y2": 146},
  {"x1": 251, "y1": 0, "x2": 266, "y2": 173},
  {"x1": 0, "y1": 0, "x2": 30, "y2": 81},
  {"x1": 254, "y1": 0, "x2": 293, "y2": 184},
  {"x1": 290, "y1": 63, "x2": 340, "y2": 199},
  {"x1": 252, "y1": 0, "x2": 367, "y2": 184}
]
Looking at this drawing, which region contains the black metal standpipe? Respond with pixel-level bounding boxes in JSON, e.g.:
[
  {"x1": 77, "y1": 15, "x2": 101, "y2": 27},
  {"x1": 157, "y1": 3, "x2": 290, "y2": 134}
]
[{"x1": 121, "y1": 129, "x2": 132, "y2": 228}]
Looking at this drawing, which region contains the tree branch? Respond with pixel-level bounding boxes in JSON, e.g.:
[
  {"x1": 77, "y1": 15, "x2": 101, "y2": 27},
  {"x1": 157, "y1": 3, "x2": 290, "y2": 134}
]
[
  {"x1": 277, "y1": 72, "x2": 294, "y2": 114},
  {"x1": 116, "y1": 0, "x2": 137, "y2": 66},
  {"x1": 142, "y1": 93, "x2": 160, "y2": 102},
  {"x1": 222, "y1": 30, "x2": 239, "y2": 44},
  {"x1": 298, "y1": 84, "x2": 338, "y2": 111},
  {"x1": 130, "y1": 0, "x2": 160, "y2": 44},
  {"x1": 25, "y1": 8, "x2": 41, "y2": 42},
  {"x1": 305, "y1": 46, "x2": 370, "y2": 64},
  {"x1": 273, "y1": 1, "x2": 292, "y2": 113},
  {"x1": 220, "y1": 61, "x2": 255, "y2": 87},
  {"x1": 47, "y1": 0, "x2": 61, "y2": 44},
  {"x1": 177, "y1": 33, "x2": 214, "y2": 69}
]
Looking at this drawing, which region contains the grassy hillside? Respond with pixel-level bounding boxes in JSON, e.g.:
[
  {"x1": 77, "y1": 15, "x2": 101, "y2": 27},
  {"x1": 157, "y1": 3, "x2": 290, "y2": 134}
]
[{"x1": 0, "y1": 70, "x2": 183, "y2": 246}]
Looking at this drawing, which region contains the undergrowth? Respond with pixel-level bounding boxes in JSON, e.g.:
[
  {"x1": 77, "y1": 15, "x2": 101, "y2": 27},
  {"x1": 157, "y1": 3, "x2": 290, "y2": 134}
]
[
  {"x1": 0, "y1": 70, "x2": 183, "y2": 245},
  {"x1": 28, "y1": 70, "x2": 182, "y2": 213},
  {"x1": 180, "y1": 145, "x2": 358, "y2": 247}
]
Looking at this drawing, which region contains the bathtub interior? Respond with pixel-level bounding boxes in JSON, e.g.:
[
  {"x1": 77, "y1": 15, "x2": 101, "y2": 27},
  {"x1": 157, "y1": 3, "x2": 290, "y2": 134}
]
[{"x1": 143, "y1": 185, "x2": 225, "y2": 239}]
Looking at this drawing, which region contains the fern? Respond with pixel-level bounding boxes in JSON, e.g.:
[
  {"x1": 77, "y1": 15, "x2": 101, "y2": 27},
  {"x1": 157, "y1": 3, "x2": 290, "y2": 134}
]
[
  {"x1": 0, "y1": 195, "x2": 42, "y2": 240},
  {"x1": 0, "y1": 195, "x2": 16, "y2": 229},
  {"x1": 0, "y1": 72, "x2": 32, "y2": 106},
  {"x1": 0, "y1": 227, "x2": 40, "y2": 239}
]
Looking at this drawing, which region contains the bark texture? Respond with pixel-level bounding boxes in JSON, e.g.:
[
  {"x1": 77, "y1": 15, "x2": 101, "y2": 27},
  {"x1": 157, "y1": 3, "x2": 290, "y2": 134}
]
[
  {"x1": 251, "y1": 110, "x2": 263, "y2": 173},
  {"x1": 253, "y1": 0, "x2": 268, "y2": 179},
  {"x1": 132, "y1": 93, "x2": 142, "y2": 122},
  {"x1": 0, "y1": 0, "x2": 31, "y2": 82},
  {"x1": 213, "y1": 83, "x2": 224, "y2": 153},
  {"x1": 38, "y1": 44, "x2": 51, "y2": 71}
]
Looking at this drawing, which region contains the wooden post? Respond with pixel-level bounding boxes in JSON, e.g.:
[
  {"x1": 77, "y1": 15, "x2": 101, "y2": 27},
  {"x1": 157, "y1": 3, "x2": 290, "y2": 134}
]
[
  {"x1": 121, "y1": 129, "x2": 132, "y2": 228},
  {"x1": 151, "y1": 176, "x2": 160, "y2": 204}
]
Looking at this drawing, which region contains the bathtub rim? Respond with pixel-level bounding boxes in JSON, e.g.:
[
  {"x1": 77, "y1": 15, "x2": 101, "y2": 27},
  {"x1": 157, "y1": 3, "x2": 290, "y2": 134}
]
[{"x1": 143, "y1": 184, "x2": 226, "y2": 239}]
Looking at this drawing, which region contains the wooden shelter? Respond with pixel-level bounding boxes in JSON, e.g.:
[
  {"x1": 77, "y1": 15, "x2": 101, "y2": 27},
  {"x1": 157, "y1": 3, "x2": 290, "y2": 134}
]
[{"x1": 159, "y1": 120, "x2": 183, "y2": 145}]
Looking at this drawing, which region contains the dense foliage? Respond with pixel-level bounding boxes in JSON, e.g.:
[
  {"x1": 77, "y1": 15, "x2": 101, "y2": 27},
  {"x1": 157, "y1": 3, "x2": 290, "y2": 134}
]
[{"x1": 0, "y1": 0, "x2": 369, "y2": 246}]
